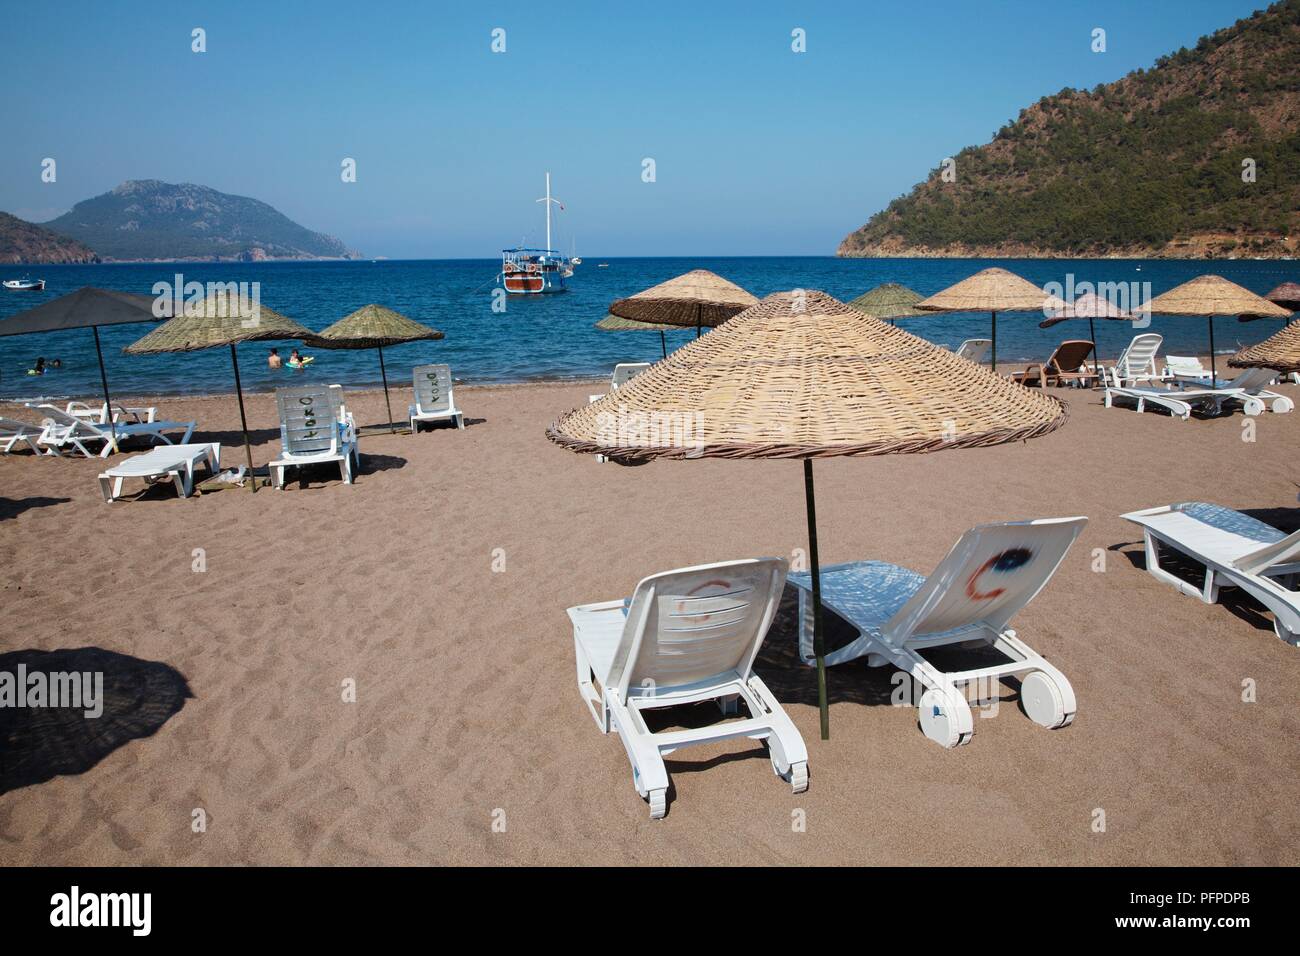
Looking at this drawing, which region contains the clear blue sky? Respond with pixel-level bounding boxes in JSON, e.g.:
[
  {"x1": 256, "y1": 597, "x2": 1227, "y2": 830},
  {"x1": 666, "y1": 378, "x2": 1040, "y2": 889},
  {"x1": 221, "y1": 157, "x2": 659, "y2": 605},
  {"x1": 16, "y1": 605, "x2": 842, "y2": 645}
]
[{"x1": 0, "y1": 0, "x2": 1269, "y2": 258}]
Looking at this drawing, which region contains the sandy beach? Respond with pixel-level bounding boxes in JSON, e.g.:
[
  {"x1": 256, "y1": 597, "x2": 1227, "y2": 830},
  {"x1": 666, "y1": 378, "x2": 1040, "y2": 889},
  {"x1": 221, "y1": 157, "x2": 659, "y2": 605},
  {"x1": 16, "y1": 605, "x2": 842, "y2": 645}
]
[{"x1": 1, "y1": 378, "x2": 1298, "y2": 866}]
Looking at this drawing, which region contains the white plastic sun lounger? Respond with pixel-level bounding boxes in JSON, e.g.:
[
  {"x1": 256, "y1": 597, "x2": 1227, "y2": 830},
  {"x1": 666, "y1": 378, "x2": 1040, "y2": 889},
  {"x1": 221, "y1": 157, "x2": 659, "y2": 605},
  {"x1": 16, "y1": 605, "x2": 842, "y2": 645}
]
[
  {"x1": 1122, "y1": 503, "x2": 1300, "y2": 646},
  {"x1": 0, "y1": 416, "x2": 46, "y2": 454},
  {"x1": 567, "y1": 557, "x2": 808, "y2": 819},
  {"x1": 954, "y1": 338, "x2": 992, "y2": 365},
  {"x1": 268, "y1": 385, "x2": 359, "y2": 488},
  {"x1": 1103, "y1": 383, "x2": 1231, "y2": 420},
  {"x1": 1105, "y1": 333, "x2": 1165, "y2": 388},
  {"x1": 788, "y1": 517, "x2": 1086, "y2": 748},
  {"x1": 409, "y1": 363, "x2": 464, "y2": 431},
  {"x1": 65, "y1": 400, "x2": 158, "y2": 425},
  {"x1": 588, "y1": 361, "x2": 652, "y2": 403},
  {"x1": 29, "y1": 404, "x2": 196, "y2": 458},
  {"x1": 98, "y1": 443, "x2": 221, "y2": 502}
]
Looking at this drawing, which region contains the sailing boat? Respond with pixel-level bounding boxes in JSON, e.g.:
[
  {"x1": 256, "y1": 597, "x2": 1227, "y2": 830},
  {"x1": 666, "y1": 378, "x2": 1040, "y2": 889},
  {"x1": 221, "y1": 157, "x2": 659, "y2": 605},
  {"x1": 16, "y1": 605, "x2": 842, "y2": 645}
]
[{"x1": 501, "y1": 172, "x2": 574, "y2": 294}]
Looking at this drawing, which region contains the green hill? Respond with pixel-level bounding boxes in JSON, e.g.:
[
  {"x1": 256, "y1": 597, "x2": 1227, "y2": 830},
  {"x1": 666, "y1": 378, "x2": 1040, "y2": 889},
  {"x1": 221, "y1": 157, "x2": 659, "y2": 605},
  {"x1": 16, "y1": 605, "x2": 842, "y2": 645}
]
[
  {"x1": 839, "y1": 0, "x2": 1300, "y2": 259},
  {"x1": 44, "y1": 180, "x2": 358, "y2": 261},
  {"x1": 0, "y1": 211, "x2": 99, "y2": 264}
]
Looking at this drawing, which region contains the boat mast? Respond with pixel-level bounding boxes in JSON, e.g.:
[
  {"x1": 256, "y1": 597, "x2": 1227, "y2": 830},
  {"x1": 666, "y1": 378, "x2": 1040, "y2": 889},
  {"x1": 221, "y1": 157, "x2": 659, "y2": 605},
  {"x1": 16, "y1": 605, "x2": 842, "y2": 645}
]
[{"x1": 536, "y1": 171, "x2": 561, "y2": 255}]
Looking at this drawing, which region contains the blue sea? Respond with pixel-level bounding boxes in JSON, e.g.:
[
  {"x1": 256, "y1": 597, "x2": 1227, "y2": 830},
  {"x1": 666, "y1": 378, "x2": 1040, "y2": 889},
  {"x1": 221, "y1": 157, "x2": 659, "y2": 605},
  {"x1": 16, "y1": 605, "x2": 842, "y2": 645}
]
[{"x1": 1, "y1": 257, "x2": 1295, "y2": 401}]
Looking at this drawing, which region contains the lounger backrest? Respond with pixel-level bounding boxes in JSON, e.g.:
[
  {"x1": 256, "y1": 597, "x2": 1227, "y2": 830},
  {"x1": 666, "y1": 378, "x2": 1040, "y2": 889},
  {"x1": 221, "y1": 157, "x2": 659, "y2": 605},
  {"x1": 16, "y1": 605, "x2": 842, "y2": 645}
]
[
  {"x1": 29, "y1": 404, "x2": 100, "y2": 436},
  {"x1": 1235, "y1": 528, "x2": 1300, "y2": 574},
  {"x1": 1050, "y1": 340, "x2": 1094, "y2": 373},
  {"x1": 1116, "y1": 333, "x2": 1162, "y2": 377},
  {"x1": 0, "y1": 417, "x2": 40, "y2": 435},
  {"x1": 611, "y1": 362, "x2": 652, "y2": 389},
  {"x1": 882, "y1": 517, "x2": 1087, "y2": 646},
  {"x1": 276, "y1": 385, "x2": 341, "y2": 456},
  {"x1": 412, "y1": 364, "x2": 454, "y2": 415},
  {"x1": 955, "y1": 339, "x2": 992, "y2": 364},
  {"x1": 1223, "y1": 367, "x2": 1278, "y2": 392},
  {"x1": 613, "y1": 558, "x2": 787, "y2": 698}
]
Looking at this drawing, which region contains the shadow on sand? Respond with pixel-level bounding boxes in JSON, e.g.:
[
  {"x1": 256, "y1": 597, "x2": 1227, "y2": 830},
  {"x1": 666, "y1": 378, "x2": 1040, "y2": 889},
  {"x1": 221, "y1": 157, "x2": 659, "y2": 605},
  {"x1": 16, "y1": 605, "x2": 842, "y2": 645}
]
[
  {"x1": 0, "y1": 496, "x2": 72, "y2": 520},
  {"x1": 0, "y1": 647, "x2": 192, "y2": 795}
]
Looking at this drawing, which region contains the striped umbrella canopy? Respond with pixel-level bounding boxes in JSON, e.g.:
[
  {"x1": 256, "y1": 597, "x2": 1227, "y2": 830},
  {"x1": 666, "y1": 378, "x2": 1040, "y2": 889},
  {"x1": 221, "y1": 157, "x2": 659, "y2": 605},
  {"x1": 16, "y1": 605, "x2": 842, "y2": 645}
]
[
  {"x1": 126, "y1": 293, "x2": 325, "y2": 492},
  {"x1": 845, "y1": 283, "x2": 928, "y2": 325},
  {"x1": 549, "y1": 289, "x2": 1066, "y2": 738},
  {"x1": 609, "y1": 269, "x2": 758, "y2": 338},
  {"x1": 916, "y1": 268, "x2": 1067, "y2": 371},
  {"x1": 317, "y1": 304, "x2": 445, "y2": 433},
  {"x1": 1143, "y1": 275, "x2": 1290, "y2": 383}
]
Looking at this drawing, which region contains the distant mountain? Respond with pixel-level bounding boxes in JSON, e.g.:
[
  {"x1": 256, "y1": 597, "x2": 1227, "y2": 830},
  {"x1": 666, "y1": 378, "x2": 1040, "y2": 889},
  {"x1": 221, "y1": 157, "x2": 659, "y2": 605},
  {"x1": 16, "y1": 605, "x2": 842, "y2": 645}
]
[
  {"x1": 0, "y1": 211, "x2": 99, "y2": 264},
  {"x1": 839, "y1": 0, "x2": 1300, "y2": 259},
  {"x1": 44, "y1": 180, "x2": 360, "y2": 262}
]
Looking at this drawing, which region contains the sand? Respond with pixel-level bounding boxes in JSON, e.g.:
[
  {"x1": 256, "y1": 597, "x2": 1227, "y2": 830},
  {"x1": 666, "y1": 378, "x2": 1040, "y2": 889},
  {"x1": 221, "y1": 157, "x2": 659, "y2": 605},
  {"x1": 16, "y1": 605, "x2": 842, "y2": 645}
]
[{"x1": 1, "y1": 378, "x2": 1297, "y2": 866}]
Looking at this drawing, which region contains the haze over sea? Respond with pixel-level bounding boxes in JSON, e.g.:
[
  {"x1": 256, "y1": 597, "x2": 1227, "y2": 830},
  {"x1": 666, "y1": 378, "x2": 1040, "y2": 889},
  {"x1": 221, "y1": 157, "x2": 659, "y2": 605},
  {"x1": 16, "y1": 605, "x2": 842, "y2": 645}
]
[{"x1": 1, "y1": 256, "x2": 1294, "y2": 401}]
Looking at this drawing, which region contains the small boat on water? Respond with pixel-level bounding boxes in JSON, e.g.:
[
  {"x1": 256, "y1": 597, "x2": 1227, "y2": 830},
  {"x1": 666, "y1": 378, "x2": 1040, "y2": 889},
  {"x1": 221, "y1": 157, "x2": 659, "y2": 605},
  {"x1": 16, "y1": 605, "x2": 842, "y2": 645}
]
[
  {"x1": 3, "y1": 277, "x2": 45, "y2": 291},
  {"x1": 501, "y1": 172, "x2": 574, "y2": 294}
]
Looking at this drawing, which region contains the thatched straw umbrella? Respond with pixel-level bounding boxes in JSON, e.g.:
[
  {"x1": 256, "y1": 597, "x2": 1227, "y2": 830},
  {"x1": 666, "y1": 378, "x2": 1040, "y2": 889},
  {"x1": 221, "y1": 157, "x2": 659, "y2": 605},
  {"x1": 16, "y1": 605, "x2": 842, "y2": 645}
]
[
  {"x1": 125, "y1": 294, "x2": 325, "y2": 492},
  {"x1": 1143, "y1": 275, "x2": 1290, "y2": 384},
  {"x1": 1229, "y1": 318, "x2": 1300, "y2": 374},
  {"x1": 548, "y1": 290, "x2": 1067, "y2": 739},
  {"x1": 845, "y1": 282, "x2": 928, "y2": 326},
  {"x1": 1261, "y1": 282, "x2": 1300, "y2": 314},
  {"x1": 1038, "y1": 291, "x2": 1134, "y2": 381},
  {"x1": 317, "y1": 304, "x2": 444, "y2": 433},
  {"x1": 595, "y1": 313, "x2": 676, "y2": 359},
  {"x1": 608, "y1": 269, "x2": 758, "y2": 339},
  {"x1": 916, "y1": 268, "x2": 1066, "y2": 371},
  {"x1": 0, "y1": 287, "x2": 163, "y2": 452}
]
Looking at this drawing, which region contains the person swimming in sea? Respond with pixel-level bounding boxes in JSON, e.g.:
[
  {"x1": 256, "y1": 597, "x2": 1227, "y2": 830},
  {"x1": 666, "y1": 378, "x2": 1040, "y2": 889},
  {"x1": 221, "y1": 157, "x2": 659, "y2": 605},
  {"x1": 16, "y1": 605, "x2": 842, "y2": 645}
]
[
  {"x1": 50, "y1": 358, "x2": 62, "y2": 369},
  {"x1": 268, "y1": 347, "x2": 283, "y2": 369},
  {"x1": 27, "y1": 357, "x2": 46, "y2": 376},
  {"x1": 287, "y1": 348, "x2": 313, "y2": 370}
]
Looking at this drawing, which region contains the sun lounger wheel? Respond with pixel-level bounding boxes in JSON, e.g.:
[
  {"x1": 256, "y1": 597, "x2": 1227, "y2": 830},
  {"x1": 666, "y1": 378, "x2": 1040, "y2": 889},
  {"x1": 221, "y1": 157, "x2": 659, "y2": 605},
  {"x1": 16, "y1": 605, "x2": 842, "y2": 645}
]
[
  {"x1": 1275, "y1": 619, "x2": 1300, "y2": 648},
  {"x1": 1020, "y1": 670, "x2": 1071, "y2": 729},
  {"x1": 918, "y1": 688, "x2": 971, "y2": 748},
  {"x1": 788, "y1": 761, "x2": 808, "y2": 794},
  {"x1": 647, "y1": 789, "x2": 667, "y2": 820}
]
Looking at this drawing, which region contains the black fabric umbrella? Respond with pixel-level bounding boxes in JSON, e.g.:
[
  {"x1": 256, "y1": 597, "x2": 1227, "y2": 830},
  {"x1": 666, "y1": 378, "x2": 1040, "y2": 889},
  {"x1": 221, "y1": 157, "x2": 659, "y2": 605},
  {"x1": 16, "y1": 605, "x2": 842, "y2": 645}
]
[{"x1": 0, "y1": 287, "x2": 162, "y2": 451}]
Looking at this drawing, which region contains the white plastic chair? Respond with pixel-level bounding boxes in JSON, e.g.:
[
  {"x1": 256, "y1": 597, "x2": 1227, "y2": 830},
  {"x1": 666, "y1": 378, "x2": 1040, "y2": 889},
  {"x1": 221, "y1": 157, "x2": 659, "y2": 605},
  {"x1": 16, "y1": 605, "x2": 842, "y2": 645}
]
[
  {"x1": 29, "y1": 404, "x2": 195, "y2": 458},
  {"x1": 954, "y1": 339, "x2": 992, "y2": 365},
  {"x1": 1106, "y1": 333, "x2": 1165, "y2": 387},
  {"x1": 566, "y1": 557, "x2": 808, "y2": 819},
  {"x1": 1124, "y1": 503, "x2": 1300, "y2": 646},
  {"x1": 268, "y1": 385, "x2": 359, "y2": 488},
  {"x1": 409, "y1": 363, "x2": 464, "y2": 432},
  {"x1": 789, "y1": 517, "x2": 1086, "y2": 748}
]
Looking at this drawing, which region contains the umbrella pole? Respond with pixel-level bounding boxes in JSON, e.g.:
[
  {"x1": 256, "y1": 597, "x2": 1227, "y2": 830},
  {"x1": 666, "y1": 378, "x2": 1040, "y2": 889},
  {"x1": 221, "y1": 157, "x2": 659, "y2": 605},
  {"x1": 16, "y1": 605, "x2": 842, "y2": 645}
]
[
  {"x1": 91, "y1": 325, "x2": 118, "y2": 454},
  {"x1": 803, "y1": 458, "x2": 830, "y2": 741},
  {"x1": 377, "y1": 344, "x2": 395, "y2": 434},
  {"x1": 990, "y1": 311, "x2": 997, "y2": 372},
  {"x1": 230, "y1": 344, "x2": 257, "y2": 494},
  {"x1": 696, "y1": 302, "x2": 702, "y2": 339},
  {"x1": 1207, "y1": 316, "x2": 1217, "y2": 384},
  {"x1": 1089, "y1": 317, "x2": 1100, "y2": 385},
  {"x1": 659, "y1": 329, "x2": 667, "y2": 360}
]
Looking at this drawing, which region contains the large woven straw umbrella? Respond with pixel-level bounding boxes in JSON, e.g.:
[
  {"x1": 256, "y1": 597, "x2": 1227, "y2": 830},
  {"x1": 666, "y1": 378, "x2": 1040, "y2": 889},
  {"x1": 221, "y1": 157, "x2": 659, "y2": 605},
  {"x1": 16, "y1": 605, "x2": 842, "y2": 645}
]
[
  {"x1": 1229, "y1": 318, "x2": 1300, "y2": 374},
  {"x1": 1260, "y1": 282, "x2": 1300, "y2": 314},
  {"x1": 1143, "y1": 275, "x2": 1290, "y2": 383},
  {"x1": 0, "y1": 287, "x2": 163, "y2": 452},
  {"x1": 595, "y1": 313, "x2": 676, "y2": 359},
  {"x1": 125, "y1": 294, "x2": 325, "y2": 492},
  {"x1": 548, "y1": 290, "x2": 1067, "y2": 739},
  {"x1": 1038, "y1": 291, "x2": 1134, "y2": 380},
  {"x1": 916, "y1": 268, "x2": 1066, "y2": 371},
  {"x1": 845, "y1": 282, "x2": 928, "y2": 326},
  {"x1": 609, "y1": 269, "x2": 758, "y2": 339},
  {"x1": 317, "y1": 304, "x2": 444, "y2": 433}
]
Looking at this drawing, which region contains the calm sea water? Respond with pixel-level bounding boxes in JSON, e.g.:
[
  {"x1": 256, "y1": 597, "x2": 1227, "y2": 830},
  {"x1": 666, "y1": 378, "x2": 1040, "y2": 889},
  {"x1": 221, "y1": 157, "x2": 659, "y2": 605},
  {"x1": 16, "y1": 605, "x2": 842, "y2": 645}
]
[{"x1": 1, "y1": 256, "x2": 1295, "y2": 401}]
